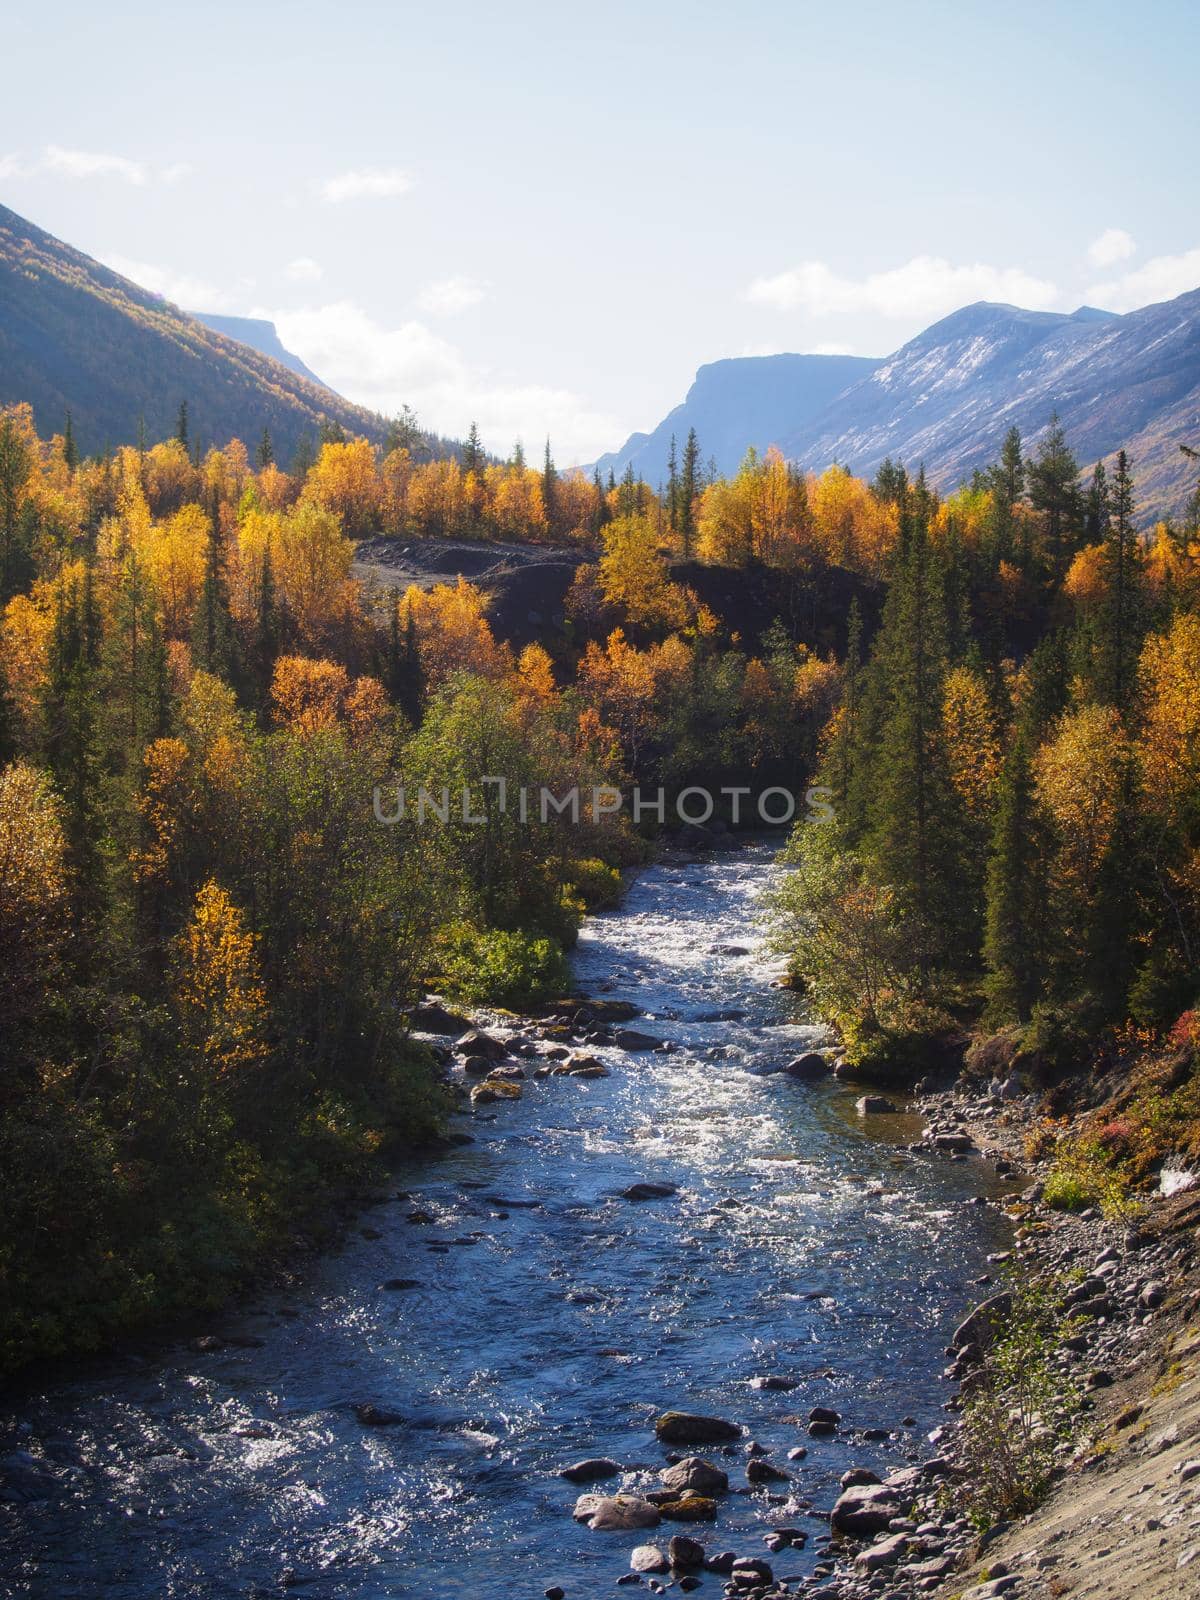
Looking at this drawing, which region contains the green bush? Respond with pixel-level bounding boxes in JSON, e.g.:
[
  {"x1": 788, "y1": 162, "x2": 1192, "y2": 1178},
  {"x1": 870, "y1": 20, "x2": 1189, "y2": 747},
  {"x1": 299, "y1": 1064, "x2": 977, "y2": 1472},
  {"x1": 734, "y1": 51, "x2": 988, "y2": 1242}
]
[
  {"x1": 435, "y1": 922, "x2": 570, "y2": 1010},
  {"x1": 959, "y1": 1273, "x2": 1083, "y2": 1527},
  {"x1": 1043, "y1": 1135, "x2": 1136, "y2": 1219},
  {"x1": 566, "y1": 857, "x2": 624, "y2": 911}
]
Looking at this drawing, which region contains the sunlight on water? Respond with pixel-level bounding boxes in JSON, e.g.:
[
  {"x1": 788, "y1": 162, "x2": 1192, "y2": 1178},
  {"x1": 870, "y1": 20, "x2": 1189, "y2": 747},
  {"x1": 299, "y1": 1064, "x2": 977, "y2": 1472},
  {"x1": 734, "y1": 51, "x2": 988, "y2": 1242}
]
[{"x1": 0, "y1": 841, "x2": 1012, "y2": 1600}]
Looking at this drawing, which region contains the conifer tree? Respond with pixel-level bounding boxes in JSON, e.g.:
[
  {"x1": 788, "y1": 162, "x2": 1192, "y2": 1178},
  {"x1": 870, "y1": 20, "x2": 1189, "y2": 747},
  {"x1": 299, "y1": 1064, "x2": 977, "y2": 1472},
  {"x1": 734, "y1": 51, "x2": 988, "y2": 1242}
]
[
  {"x1": 63, "y1": 411, "x2": 78, "y2": 472},
  {"x1": 256, "y1": 427, "x2": 274, "y2": 469},
  {"x1": 983, "y1": 729, "x2": 1045, "y2": 1021},
  {"x1": 191, "y1": 504, "x2": 238, "y2": 683},
  {"x1": 1096, "y1": 449, "x2": 1143, "y2": 714},
  {"x1": 176, "y1": 400, "x2": 189, "y2": 451},
  {"x1": 541, "y1": 439, "x2": 557, "y2": 534},
  {"x1": 865, "y1": 494, "x2": 968, "y2": 976},
  {"x1": 1027, "y1": 414, "x2": 1082, "y2": 580},
  {"x1": 679, "y1": 428, "x2": 700, "y2": 560},
  {"x1": 666, "y1": 434, "x2": 680, "y2": 537},
  {"x1": 462, "y1": 422, "x2": 484, "y2": 476}
]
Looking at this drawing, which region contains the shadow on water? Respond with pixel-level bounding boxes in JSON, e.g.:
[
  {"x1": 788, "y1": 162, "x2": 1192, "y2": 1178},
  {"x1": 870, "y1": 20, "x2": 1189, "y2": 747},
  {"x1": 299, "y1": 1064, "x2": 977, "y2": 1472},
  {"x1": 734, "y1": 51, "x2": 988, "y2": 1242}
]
[{"x1": 0, "y1": 841, "x2": 1011, "y2": 1600}]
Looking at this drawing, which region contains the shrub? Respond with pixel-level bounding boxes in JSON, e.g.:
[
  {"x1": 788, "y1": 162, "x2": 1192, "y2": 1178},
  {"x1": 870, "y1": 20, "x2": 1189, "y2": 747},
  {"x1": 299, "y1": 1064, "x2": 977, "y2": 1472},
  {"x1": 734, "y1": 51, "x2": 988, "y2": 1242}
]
[
  {"x1": 1043, "y1": 1135, "x2": 1135, "y2": 1219},
  {"x1": 566, "y1": 857, "x2": 623, "y2": 911},
  {"x1": 435, "y1": 922, "x2": 570, "y2": 1010},
  {"x1": 959, "y1": 1273, "x2": 1083, "y2": 1526}
]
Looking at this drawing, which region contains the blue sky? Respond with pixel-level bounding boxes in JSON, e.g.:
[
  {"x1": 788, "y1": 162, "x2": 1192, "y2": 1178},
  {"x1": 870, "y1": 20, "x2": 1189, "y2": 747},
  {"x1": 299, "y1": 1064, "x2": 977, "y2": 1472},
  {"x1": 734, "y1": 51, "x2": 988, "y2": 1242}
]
[{"x1": 3, "y1": 0, "x2": 1198, "y2": 461}]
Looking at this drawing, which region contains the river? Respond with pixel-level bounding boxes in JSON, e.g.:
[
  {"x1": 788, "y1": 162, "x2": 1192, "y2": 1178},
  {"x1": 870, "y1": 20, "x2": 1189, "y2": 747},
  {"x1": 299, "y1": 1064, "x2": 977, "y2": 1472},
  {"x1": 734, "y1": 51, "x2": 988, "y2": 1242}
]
[{"x1": 0, "y1": 842, "x2": 1011, "y2": 1599}]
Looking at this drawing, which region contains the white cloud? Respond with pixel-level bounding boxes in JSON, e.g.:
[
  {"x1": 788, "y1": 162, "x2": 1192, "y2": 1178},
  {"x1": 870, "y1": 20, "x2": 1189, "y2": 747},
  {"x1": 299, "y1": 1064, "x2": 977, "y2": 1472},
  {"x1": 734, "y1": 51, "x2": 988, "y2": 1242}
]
[
  {"x1": 43, "y1": 145, "x2": 148, "y2": 184},
  {"x1": 285, "y1": 256, "x2": 324, "y2": 284},
  {"x1": 0, "y1": 146, "x2": 189, "y2": 186},
  {"x1": 100, "y1": 253, "x2": 240, "y2": 313},
  {"x1": 319, "y1": 167, "x2": 412, "y2": 203},
  {"x1": 270, "y1": 299, "x2": 621, "y2": 464},
  {"x1": 416, "y1": 274, "x2": 489, "y2": 315},
  {"x1": 1087, "y1": 228, "x2": 1136, "y2": 268},
  {"x1": 1086, "y1": 247, "x2": 1200, "y2": 313},
  {"x1": 745, "y1": 255, "x2": 1061, "y2": 319}
]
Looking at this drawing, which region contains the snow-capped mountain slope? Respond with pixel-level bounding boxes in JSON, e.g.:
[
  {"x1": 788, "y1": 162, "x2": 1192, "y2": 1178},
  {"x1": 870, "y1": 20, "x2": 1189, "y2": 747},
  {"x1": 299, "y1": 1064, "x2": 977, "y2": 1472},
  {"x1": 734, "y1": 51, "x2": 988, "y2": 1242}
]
[{"x1": 780, "y1": 294, "x2": 1200, "y2": 519}]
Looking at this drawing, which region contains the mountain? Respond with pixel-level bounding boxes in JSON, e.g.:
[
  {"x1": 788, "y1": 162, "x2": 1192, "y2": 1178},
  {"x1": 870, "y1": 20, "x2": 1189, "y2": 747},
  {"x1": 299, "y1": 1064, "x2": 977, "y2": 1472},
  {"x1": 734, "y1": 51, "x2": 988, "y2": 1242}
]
[
  {"x1": 779, "y1": 294, "x2": 1200, "y2": 519},
  {"x1": 594, "y1": 352, "x2": 880, "y2": 484},
  {"x1": 190, "y1": 313, "x2": 333, "y2": 392},
  {"x1": 0, "y1": 203, "x2": 385, "y2": 461}
]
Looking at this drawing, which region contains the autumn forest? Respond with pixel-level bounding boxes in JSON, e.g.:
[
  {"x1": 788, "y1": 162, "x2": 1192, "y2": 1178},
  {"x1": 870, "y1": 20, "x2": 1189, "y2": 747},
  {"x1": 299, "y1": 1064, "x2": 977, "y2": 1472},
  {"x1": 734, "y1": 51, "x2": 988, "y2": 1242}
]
[{"x1": 1, "y1": 392, "x2": 1199, "y2": 1381}]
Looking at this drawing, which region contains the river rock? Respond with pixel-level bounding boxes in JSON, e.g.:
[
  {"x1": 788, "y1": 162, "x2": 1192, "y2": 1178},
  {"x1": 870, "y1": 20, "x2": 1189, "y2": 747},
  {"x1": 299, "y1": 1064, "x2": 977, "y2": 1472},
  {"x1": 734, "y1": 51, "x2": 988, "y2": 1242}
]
[
  {"x1": 784, "y1": 1052, "x2": 830, "y2": 1080},
  {"x1": 615, "y1": 1029, "x2": 665, "y2": 1051},
  {"x1": 855, "y1": 1531, "x2": 910, "y2": 1570},
  {"x1": 655, "y1": 1412, "x2": 741, "y2": 1444},
  {"x1": 379, "y1": 1278, "x2": 420, "y2": 1291},
  {"x1": 950, "y1": 1292, "x2": 1012, "y2": 1354},
  {"x1": 584, "y1": 999, "x2": 642, "y2": 1021},
  {"x1": 746, "y1": 1457, "x2": 790, "y2": 1484},
  {"x1": 856, "y1": 1094, "x2": 897, "y2": 1114},
  {"x1": 659, "y1": 1495, "x2": 717, "y2": 1521},
  {"x1": 622, "y1": 1182, "x2": 678, "y2": 1202},
  {"x1": 932, "y1": 1131, "x2": 974, "y2": 1153},
  {"x1": 840, "y1": 1467, "x2": 881, "y2": 1488},
  {"x1": 731, "y1": 1557, "x2": 773, "y2": 1582},
  {"x1": 669, "y1": 1534, "x2": 706, "y2": 1569},
  {"x1": 560, "y1": 1457, "x2": 623, "y2": 1483},
  {"x1": 353, "y1": 1403, "x2": 406, "y2": 1427},
  {"x1": 660, "y1": 1456, "x2": 729, "y2": 1494},
  {"x1": 409, "y1": 1000, "x2": 472, "y2": 1034},
  {"x1": 749, "y1": 1374, "x2": 798, "y2": 1391},
  {"x1": 470, "y1": 1078, "x2": 522, "y2": 1106},
  {"x1": 454, "y1": 1027, "x2": 507, "y2": 1060},
  {"x1": 574, "y1": 1493, "x2": 661, "y2": 1530},
  {"x1": 830, "y1": 1482, "x2": 902, "y2": 1534},
  {"x1": 630, "y1": 1544, "x2": 669, "y2": 1573}
]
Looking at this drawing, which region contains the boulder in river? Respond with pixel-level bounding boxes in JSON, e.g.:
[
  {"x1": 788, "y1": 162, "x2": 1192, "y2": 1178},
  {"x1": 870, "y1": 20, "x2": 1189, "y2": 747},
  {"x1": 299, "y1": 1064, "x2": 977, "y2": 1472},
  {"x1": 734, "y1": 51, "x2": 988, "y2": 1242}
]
[
  {"x1": 856, "y1": 1094, "x2": 897, "y2": 1114},
  {"x1": 470, "y1": 1078, "x2": 522, "y2": 1106},
  {"x1": 784, "y1": 1052, "x2": 830, "y2": 1080},
  {"x1": 409, "y1": 1000, "x2": 472, "y2": 1034},
  {"x1": 655, "y1": 1412, "x2": 741, "y2": 1444},
  {"x1": 660, "y1": 1456, "x2": 729, "y2": 1495},
  {"x1": 353, "y1": 1403, "x2": 406, "y2": 1427},
  {"x1": 830, "y1": 1482, "x2": 902, "y2": 1534},
  {"x1": 668, "y1": 1534, "x2": 706, "y2": 1569},
  {"x1": 560, "y1": 1457, "x2": 623, "y2": 1483},
  {"x1": 746, "y1": 1457, "x2": 790, "y2": 1484},
  {"x1": 453, "y1": 1027, "x2": 507, "y2": 1060},
  {"x1": 574, "y1": 1493, "x2": 661, "y2": 1530},
  {"x1": 621, "y1": 1181, "x2": 678, "y2": 1202},
  {"x1": 658, "y1": 1494, "x2": 717, "y2": 1521},
  {"x1": 614, "y1": 1028, "x2": 665, "y2": 1052},
  {"x1": 630, "y1": 1544, "x2": 669, "y2": 1573},
  {"x1": 749, "y1": 1374, "x2": 798, "y2": 1391},
  {"x1": 583, "y1": 999, "x2": 643, "y2": 1022}
]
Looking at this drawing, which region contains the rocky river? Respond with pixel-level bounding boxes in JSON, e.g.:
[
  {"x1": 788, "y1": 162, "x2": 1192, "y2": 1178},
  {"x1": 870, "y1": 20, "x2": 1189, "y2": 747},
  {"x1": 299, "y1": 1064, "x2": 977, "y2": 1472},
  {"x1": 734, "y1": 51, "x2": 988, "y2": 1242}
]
[{"x1": 0, "y1": 842, "x2": 1014, "y2": 1599}]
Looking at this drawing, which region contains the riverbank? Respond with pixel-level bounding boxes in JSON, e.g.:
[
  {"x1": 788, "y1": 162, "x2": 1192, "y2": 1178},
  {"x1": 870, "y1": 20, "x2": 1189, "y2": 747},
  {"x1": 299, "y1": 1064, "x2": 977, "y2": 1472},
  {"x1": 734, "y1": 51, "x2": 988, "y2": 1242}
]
[{"x1": 790, "y1": 1071, "x2": 1200, "y2": 1600}]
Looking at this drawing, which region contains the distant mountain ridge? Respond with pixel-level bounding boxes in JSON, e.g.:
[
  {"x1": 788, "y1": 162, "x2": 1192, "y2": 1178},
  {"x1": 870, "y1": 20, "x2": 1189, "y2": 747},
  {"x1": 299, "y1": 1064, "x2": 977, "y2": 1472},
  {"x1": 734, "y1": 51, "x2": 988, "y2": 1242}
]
[
  {"x1": 600, "y1": 293, "x2": 1200, "y2": 520},
  {"x1": 780, "y1": 295, "x2": 1200, "y2": 519},
  {"x1": 0, "y1": 203, "x2": 386, "y2": 460},
  {"x1": 594, "y1": 352, "x2": 879, "y2": 483},
  {"x1": 191, "y1": 313, "x2": 333, "y2": 393}
]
